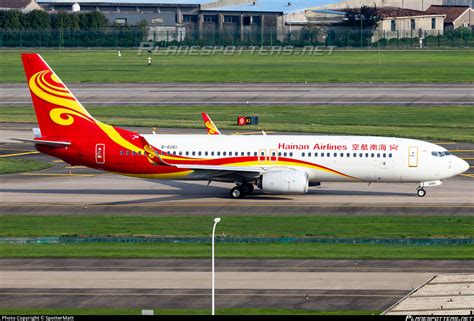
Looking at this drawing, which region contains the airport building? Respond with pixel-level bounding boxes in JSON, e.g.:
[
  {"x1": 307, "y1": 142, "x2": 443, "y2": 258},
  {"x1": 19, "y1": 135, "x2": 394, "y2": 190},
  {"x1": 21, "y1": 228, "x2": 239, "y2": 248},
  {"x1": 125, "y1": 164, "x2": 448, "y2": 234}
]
[
  {"x1": 2, "y1": 0, "x2": 470, "y2": 45},
  {"x1": 36, "y1": 0, "x2": 335, "y2": 42},
  {"x1": 0, "y1": 0, "x2": 42, "y2": 12}
]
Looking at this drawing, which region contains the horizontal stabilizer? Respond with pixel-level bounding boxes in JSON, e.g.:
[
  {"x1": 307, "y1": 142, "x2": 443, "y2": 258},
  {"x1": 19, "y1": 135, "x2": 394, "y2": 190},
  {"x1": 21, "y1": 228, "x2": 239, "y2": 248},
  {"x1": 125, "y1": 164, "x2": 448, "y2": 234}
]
[{"x1": 11, "y1": 138, "x2": 71, "y2": 147}]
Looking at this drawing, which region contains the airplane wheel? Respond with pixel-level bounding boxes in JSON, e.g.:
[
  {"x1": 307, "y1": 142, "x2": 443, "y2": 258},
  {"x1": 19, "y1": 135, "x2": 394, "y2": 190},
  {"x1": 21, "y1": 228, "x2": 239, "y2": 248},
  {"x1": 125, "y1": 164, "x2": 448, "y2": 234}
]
[
  {"x1": 230, "y1": 186, "x2": 245, "y2": 199},
  {"x1": 241, "y1": 183, "x2": 254, "y2": 195},
  {"x1": 417, "y1": 188, "x2": 426, "y2": 197}
]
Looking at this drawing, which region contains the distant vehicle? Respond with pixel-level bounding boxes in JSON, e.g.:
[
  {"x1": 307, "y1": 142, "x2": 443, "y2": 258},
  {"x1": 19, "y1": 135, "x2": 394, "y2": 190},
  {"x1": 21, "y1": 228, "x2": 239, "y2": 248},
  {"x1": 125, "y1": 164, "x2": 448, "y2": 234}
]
[{"x1": 18, "y1": 53, "x2": 469, "y2": 199}]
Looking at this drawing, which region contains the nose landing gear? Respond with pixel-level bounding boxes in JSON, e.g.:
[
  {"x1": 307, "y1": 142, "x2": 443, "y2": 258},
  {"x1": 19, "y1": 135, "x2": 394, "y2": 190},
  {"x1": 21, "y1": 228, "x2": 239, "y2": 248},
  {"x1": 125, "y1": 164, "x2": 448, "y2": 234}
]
[
  {"x1": 230, "y1": 183, "x2": 254, "y2": 199},
  {"x1": 416, "y1": 187, "x2": 426, "y2": 197}
]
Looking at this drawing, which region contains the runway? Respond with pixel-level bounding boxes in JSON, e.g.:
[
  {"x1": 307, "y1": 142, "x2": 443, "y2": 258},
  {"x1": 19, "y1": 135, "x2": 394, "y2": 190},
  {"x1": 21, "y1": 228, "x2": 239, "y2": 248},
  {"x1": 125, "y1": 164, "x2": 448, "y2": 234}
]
[
  {"x1": 1, "y1": 83, "x2": 473, "y2": 106},
  {"x1": 1, "y1": 174, "x2": 473, "y2": 215},
  {"x1": 3, "y1": 259, "x2": 472, "y2": 311}
]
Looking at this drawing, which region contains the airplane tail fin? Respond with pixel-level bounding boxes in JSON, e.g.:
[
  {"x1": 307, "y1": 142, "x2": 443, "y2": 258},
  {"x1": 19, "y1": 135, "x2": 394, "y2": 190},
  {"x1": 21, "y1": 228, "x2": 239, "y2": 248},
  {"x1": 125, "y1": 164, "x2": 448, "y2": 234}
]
[
  {"x1": 21, "y1": 53, "x2": 100, "y2": 139},
  {"x1": 201, "y1": 112, "x2": 221, "y2": 135}
]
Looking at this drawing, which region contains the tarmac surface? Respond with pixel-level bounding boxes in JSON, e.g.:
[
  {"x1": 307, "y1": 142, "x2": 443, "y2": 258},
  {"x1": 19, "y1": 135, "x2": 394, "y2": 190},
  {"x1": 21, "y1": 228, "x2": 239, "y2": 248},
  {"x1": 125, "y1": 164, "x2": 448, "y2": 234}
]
[
  {"x1": 1, "y1": 125, "x2": 473, "y2": 215},
  {"x1": 3, "y1": 259, "x2": 473, "y2": 311},
  {"x1": 1, "y1": 125, "x2": 473, "y2": 312},
  {"x1": 1, "y1": 83, "x2": 474, "y2": 106},
  {"x1": 385, "y1": 274, "x2": 474, "y2": 315}
]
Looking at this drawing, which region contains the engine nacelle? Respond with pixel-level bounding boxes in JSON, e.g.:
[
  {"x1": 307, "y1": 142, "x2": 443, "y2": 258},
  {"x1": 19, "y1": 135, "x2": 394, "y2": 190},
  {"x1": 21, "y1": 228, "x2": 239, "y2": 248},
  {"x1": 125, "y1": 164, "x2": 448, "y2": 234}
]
[{"x1": 258, "y1": 170, "x2": 309, "y2": 194}]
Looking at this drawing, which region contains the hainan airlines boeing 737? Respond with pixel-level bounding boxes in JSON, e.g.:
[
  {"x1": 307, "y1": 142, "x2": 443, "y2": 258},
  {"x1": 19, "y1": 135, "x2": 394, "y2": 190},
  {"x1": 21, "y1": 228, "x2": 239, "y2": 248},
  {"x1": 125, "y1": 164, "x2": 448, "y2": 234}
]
[{"x1": 19, "y1": 53, "x2": 469, "y2": 198}]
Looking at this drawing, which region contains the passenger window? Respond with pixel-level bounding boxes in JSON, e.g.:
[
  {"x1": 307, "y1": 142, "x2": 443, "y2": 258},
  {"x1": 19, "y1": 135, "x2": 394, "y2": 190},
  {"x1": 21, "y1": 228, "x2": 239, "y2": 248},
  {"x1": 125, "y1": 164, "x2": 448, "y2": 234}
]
[
  {"x1": 334, "y1": 153, "x2": 337, "y2": 157},
  {"x1": 302, "y1": 152, "x2": 305, "y2": 157},
  {"x1": 278, "y1": 152, "x2": 282, "y2": 156},
  {"x1": 241, "y1": 152, "x2": 245, "y2": 156},
  {"x1": 120, "y1": 150, "x2": 124, "y2": 156},
  {"x1": 211, "y1": 151, "x2": 215, "y2": 156},
  {"x1": 377, "y1": 153, "x2": 380, "y2": 158},
  {"x1": 283, "y1": 152, "x2": 287, "y2": 157},
  {"x1": 192, "y1": 151, "x2": 196, "y2": 156},
  {"x1": 326, "y1": 153, "x2": 330, "y2": 157},
  {"x1": 347, "y1": 153, "x2": 350, "y2": 157},
  {"x1": 353, "y1": 153, "x2": 357, "y2": 157},
  {"x1": 371, "y1": 153, "x2": 375, "y2": 158},
  {"x1": 247, "y1": 152, "x2": 251, "y2": 156},
  {"x1": 205, "y1": 151, "x2": 208, "y2": 156},
  {"x1": 340, "y1": 153, "x2": 344, "y2": 157},
  {"x1": 132, "y1": 151, "x2": 136, "y2": 156},
  {"x1": 272, "y1": 152, "x2": 276, "y2": 156},
  {"x1": 389, "y1": 153, "x2": 392, "y2": 158},
  {"x1": 185, "y1": 151, "x2": 189, "y2": 156},
  {"x1": 383, "y1": 153, "x2": 386, "y2": 158},
  {"x1": 217, "y1": 151, "x2": 221, "y2": 156},
  {"x1": 223, "y1": 152, "x2": 227, "y2": 156},
  {"x1": 229, "y1": 152, "x2": 233, "y2": 156},
  {"x1": 289, "y1": 152, "x2": 293, "y2": 157},
  {"x1": 365, "y1": 153, "x2": 369, "y2": 158},
  {"x1": 126, "y1": 151, "x2": 130, "y2": 156},
  {"x1": 179, "y1": 151, "x2": 182, "y2": 156},
  {"x1": 254, "y1": 152, "x2": 257, "y2": 156}
]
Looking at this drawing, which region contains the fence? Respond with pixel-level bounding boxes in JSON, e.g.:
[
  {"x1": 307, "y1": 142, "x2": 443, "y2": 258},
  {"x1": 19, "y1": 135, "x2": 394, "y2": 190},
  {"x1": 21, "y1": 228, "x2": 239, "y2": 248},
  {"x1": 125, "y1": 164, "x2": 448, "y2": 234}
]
[{"x1": 0, "y1": 28, "x2": 473, "y2": 48}]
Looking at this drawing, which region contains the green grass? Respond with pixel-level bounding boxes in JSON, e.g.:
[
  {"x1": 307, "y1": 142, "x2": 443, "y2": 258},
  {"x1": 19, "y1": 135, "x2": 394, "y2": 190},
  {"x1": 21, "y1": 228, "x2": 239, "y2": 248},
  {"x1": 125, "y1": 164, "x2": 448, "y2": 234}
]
[
  {"x1": 1, "y1": 49, "x2": 473, "y2": 83},
  {"x1": 2, "y1": 105, "x2": 473, "y2": 142},
  {"x1": 2, "y1": 215, "x2": 474, "y2": 238},
  {"x1": 0, "y1": 158, "x2": 51, "y2": 174},
  {"x1": 1, "y1": 242, "x2": 473, "y2": 259},
  {"x1": 0, "y1": 308, "x2": 380, "y2": 315},
  {"x1": 2, "y1": 216, "x2": 473, "y2": 259}
]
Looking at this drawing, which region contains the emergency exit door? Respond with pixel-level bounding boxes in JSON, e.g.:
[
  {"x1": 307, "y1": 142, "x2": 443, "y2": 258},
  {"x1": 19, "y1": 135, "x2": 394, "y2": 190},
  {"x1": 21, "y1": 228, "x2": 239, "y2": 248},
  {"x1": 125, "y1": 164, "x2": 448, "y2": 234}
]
[
  {"x1": 408, "y1": 146, "x2": 418, "y2": 167},
  {"x1": 96, "y1": 144, "x2": 105, "y2": 164}
]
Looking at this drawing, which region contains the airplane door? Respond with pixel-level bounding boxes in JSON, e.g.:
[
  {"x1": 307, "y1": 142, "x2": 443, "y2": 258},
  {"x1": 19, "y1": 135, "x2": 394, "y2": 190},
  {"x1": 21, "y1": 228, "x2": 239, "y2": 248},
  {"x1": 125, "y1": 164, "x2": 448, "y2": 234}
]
[
  {"x1": 269, "y1": 149, "x2": 278, "y2": 162},
  {"x1": 258, "y1": 149, "x2": 267, "y2": 162},
  {"x1": 408, "y1": 146, "x2": 418, "y2": 167},
  {"x1": 96, "y1": 143, "x2": 105, "y2": 164}
]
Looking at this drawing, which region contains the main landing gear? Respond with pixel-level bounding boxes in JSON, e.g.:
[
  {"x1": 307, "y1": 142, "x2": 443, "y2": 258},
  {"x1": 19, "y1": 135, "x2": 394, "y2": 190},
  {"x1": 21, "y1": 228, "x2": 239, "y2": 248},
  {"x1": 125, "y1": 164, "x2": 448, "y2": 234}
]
[
  {"x1": 230, "y1": 183, "x2": 254, "y2": 199},
  {"x1": 416, "y1": 187, "x2": 426, "y2": 197}
]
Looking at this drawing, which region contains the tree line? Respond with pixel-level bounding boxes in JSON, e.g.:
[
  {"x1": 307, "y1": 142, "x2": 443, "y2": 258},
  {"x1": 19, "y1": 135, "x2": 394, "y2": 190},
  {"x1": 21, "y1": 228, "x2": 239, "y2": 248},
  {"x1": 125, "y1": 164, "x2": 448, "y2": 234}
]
[{"x1": 0, "y1": 10, "x2": 117, "y2": 31}]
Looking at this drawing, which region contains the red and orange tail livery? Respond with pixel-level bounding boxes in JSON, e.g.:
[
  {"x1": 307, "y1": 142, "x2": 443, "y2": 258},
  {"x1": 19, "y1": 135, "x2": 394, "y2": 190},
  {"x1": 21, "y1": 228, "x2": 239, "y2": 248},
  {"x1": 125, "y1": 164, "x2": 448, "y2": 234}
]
[
  {"x1": 21, "y1": 53, "x2": 101, "y2": 139},
  {"x1": 201, "y1": 112, "x2": 221, "y2": 135},
  {"x1": 21, "y1": 53, "x2": 148, "y2": 165}
]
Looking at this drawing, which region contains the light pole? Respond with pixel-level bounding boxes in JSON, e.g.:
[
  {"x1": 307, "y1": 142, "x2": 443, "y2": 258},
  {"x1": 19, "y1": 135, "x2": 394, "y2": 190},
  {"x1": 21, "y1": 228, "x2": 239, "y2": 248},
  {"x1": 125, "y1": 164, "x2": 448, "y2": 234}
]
[{"x1": 211, "y1": 217, "x2": 221, "y2": 316}]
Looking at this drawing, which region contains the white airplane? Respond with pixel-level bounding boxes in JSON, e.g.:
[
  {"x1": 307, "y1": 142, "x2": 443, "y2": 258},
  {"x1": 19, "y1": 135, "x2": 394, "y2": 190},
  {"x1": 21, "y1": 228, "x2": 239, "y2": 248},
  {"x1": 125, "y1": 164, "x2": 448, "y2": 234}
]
[{"x1": 20, "y1": 53, "x2": 469, "y2": 199}]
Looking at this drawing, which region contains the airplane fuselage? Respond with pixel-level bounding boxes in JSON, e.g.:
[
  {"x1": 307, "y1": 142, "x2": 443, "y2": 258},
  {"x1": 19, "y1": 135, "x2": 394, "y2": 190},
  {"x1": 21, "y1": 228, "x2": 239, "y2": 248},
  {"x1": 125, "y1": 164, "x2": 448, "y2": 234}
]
[{"x1": 39, "y1": 134, "x2": 466, "y2": 184}]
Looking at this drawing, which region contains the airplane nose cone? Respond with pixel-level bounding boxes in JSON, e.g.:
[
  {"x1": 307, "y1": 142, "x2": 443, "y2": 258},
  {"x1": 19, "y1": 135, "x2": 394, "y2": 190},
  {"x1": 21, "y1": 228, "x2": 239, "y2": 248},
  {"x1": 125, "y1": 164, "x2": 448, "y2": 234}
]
[{"x1": 455, "y1": 158, "x2": 469, "y2": 175}]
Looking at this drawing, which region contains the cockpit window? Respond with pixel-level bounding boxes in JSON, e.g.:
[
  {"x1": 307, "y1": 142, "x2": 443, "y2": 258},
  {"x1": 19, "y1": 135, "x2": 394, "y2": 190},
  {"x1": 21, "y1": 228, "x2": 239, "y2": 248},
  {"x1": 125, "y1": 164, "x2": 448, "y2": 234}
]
[{"x1": 431, "y1": 151, "x2": 451, "y2": 157}]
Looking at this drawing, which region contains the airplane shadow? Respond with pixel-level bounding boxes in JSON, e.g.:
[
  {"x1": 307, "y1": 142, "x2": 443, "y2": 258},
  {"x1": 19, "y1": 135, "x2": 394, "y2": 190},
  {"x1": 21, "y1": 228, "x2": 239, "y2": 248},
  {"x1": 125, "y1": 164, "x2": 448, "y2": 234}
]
[{"x1": 310, "y1": 189, "x2": 414, "y2": 197}]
